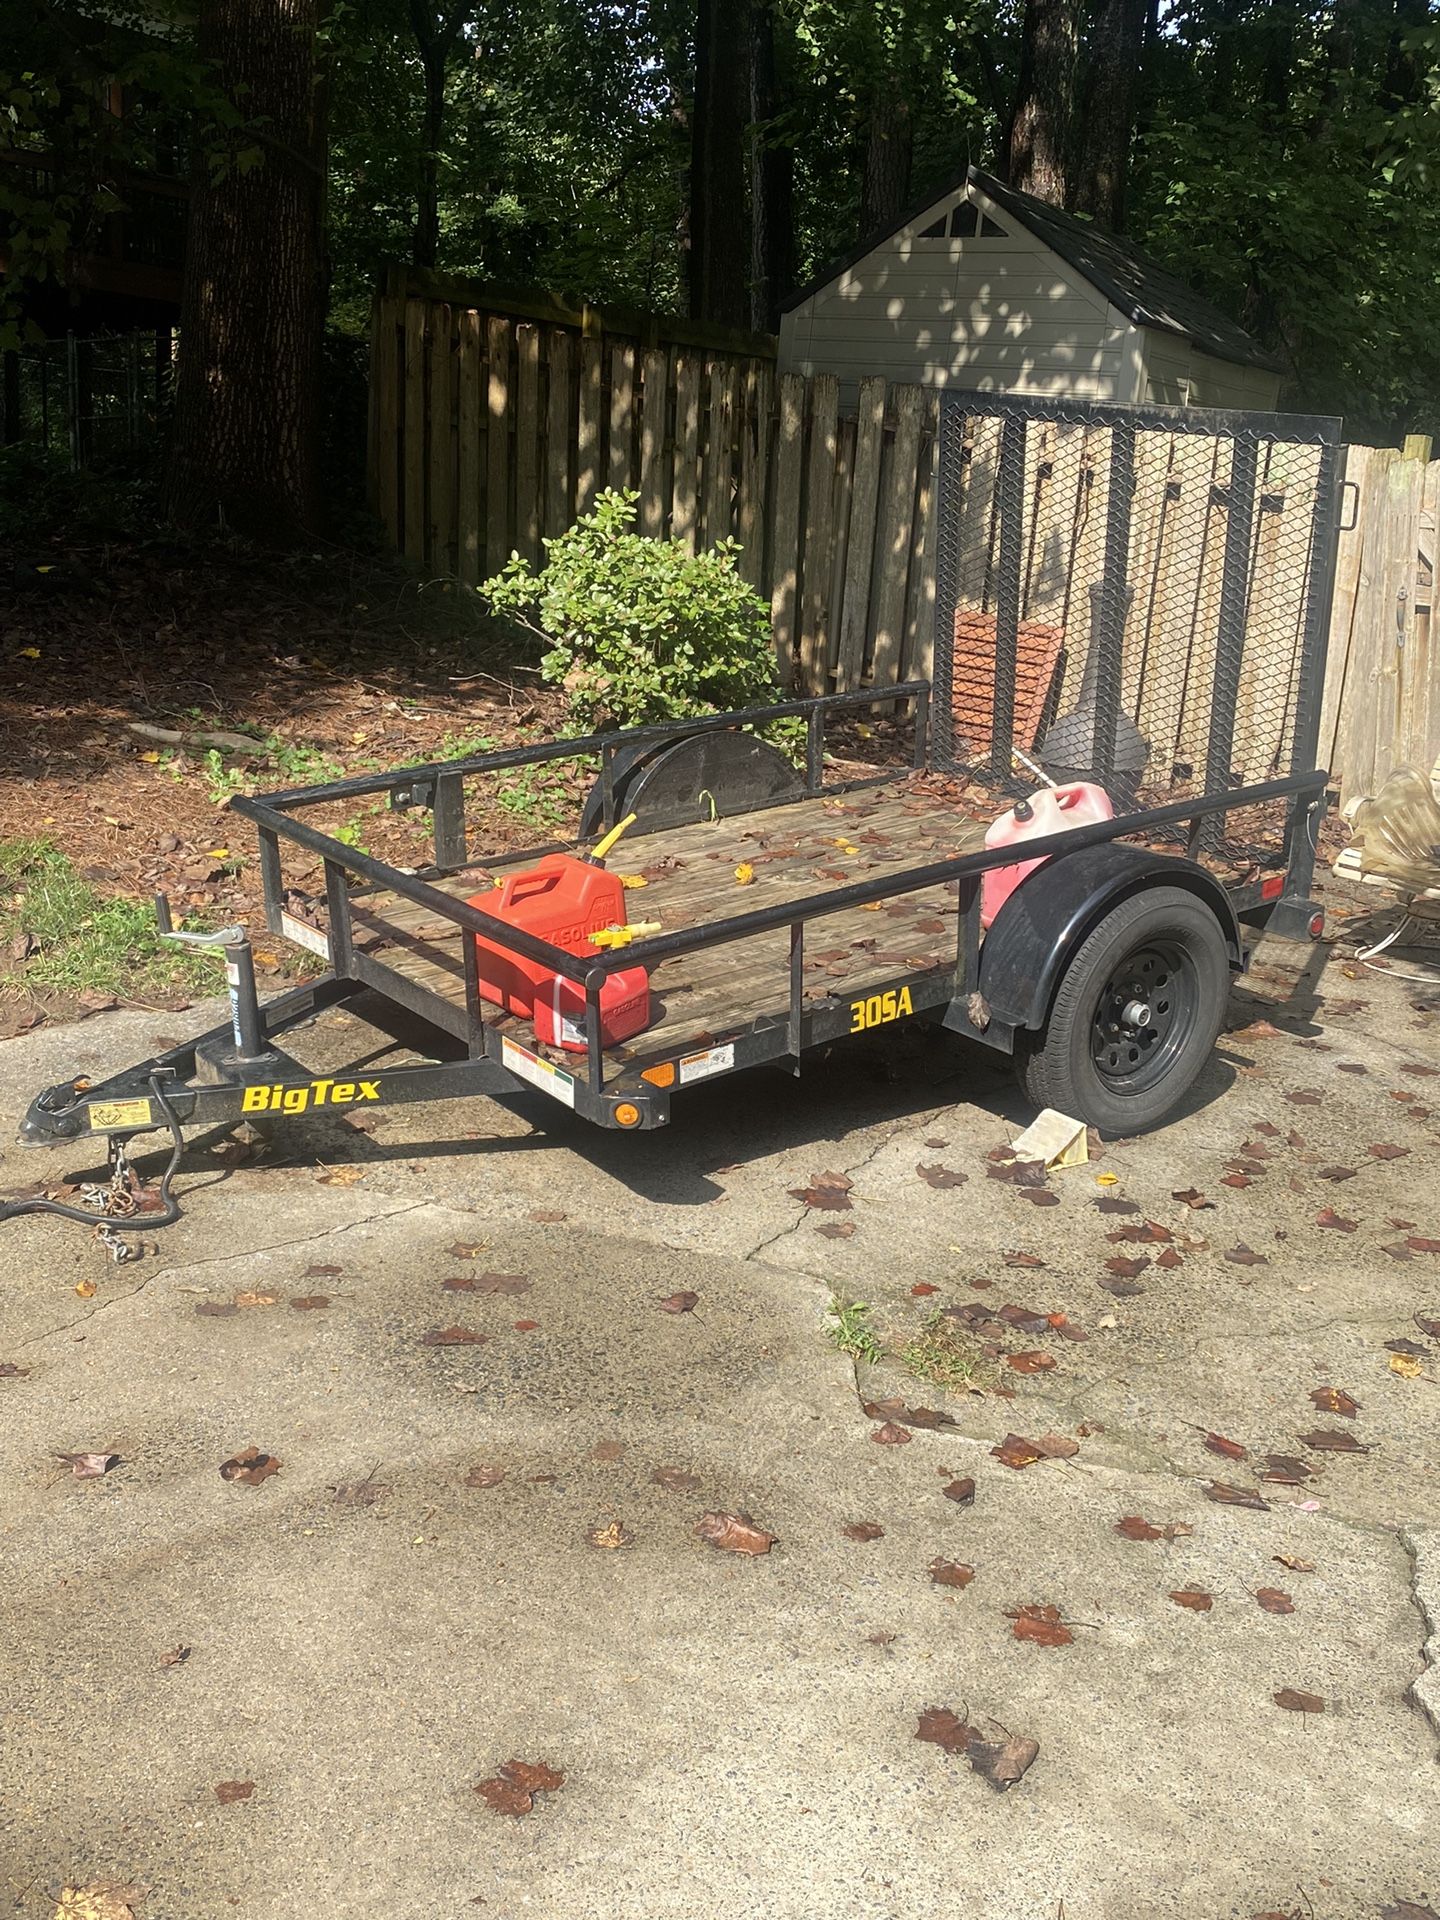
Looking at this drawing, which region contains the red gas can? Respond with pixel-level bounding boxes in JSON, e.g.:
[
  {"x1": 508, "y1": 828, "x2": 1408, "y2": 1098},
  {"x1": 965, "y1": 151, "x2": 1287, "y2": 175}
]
[
  {"x1": 531, "y1": 965, "x2": 651, "y2": 1053},
  {"x1": 468, "y1": 855, "x2": 626, "y2": 1016}
]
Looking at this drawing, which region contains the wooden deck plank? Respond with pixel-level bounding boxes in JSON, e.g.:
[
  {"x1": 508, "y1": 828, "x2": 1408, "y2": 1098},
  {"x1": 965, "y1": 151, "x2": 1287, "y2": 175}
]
[{"x1": 339, "y1": 780, "x2": 987, "y2": 1065}]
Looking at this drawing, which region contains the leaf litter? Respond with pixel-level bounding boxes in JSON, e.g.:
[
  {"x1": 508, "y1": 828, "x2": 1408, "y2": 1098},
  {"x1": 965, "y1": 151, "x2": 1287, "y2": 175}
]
[
  {"x1": 696, "y1": 1511, "x2": 776, "y2": 1556},
  {"x1": 474, "y1": 1758, "x2": 565, "y2": 1816},
  {"x1": 915, "y1": 1707, "x2": 1039, "y2": 1790}
]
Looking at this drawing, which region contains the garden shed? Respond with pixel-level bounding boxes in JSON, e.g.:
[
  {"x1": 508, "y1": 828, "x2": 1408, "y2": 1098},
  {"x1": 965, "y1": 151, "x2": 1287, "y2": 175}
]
[{"x1": 778, "y1": 167, "x2": 1285, "y2": 413}]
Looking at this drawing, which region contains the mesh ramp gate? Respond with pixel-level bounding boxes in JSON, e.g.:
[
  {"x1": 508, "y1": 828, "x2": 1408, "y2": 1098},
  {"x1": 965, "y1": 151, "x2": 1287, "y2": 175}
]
[{"x1": 932, "y1": 393, "x2": 1342, "y2": 853}]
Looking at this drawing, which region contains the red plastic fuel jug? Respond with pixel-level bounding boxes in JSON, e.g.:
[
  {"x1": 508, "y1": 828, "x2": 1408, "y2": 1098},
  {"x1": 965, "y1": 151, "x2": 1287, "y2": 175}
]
[
  {"x1": 531, "y1": 965, "x2": 652, "y2": 1053},
  {"x1": 980, "y1": 781, "x2": 1114, "y2": 928},
  {"x1": 468, "y1": 855, "x2": 626, "y2": 1016}
]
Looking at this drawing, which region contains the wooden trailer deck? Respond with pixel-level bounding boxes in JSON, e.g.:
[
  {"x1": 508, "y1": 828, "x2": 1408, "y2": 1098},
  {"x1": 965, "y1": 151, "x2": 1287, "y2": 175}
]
[{"x1": 344, "y1": 780, "x2": 990, "y2": 1069}]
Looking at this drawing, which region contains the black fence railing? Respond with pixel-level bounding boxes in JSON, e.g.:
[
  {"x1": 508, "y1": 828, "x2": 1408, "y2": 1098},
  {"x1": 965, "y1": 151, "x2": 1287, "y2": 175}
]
[{"x1": 932, "y1": 393, "x2": 1343, "y2": 835}]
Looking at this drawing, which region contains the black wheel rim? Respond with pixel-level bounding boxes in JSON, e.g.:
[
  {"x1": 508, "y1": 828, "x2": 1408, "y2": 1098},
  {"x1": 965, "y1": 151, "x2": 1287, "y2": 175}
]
[{"x1": 1089, "y1": 940, "x2": 1198, "y2": 1094}]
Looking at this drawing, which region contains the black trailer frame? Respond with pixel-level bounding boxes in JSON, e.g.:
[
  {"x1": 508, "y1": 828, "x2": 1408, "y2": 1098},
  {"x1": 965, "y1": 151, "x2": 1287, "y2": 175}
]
[{"x1": 19, "y1": 391, "x2": 1342, "y2": 1161}]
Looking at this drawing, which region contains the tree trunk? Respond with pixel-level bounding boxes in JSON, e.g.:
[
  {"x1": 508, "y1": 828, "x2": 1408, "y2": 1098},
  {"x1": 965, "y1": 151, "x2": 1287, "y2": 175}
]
[
  {"x1": 1383, "y1": 0, "x2": 1430, "y2": 107},
  {"x1": 413, "y1": 46, "x2": 446, "y2": 269},
  {"x1": 1006, "y1": 0, "x2": 1078, "y2": 206},
  {"x1": 690, "y1": 0, "x2": 750, "y2": 326},
  {"x1": 861, "y1": 71, "x2": 913, "y2": 237},
  {"x1": 1071, "y1": 0, "x2": 1144, "y2": 228},
  {"x1": 747, "y1": 0, "x2": 794, "y2": 332},
  {"x1": 164, "y1": 0, "x2": 326, "y2": 539}
]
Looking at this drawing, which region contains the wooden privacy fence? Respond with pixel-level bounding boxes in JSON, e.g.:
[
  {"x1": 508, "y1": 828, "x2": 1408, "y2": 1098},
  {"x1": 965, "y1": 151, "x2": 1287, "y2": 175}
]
[
  {"x1": 1318, "y1": 441, "x2": 1438, "y2": 799},
  {"x1": 367, "y1": 273, "x2": 939, "y2": 696}
]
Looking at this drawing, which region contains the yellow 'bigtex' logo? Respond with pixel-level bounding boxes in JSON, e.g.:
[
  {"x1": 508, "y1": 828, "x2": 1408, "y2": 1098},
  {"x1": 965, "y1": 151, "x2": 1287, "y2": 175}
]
[{"x1": 241, "y1": 1078, "x2": 381, "y2": 1114}]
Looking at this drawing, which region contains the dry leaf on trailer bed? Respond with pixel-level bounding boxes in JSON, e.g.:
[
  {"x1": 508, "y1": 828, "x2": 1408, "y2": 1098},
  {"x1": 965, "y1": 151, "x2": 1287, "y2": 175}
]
[
  {"x1": 218, "y1": 1447, "x2": 281, "y2": 1485},
  {"x1": 696, "y1": 1511, "x2": 776, "y2": 1555},
  {"x1": 474, "y1": 1758, "x2": 565, "y2": 1815},
  {"x1": 1006, "y1": 1604, "x2": 1073, "y2": 1648}
]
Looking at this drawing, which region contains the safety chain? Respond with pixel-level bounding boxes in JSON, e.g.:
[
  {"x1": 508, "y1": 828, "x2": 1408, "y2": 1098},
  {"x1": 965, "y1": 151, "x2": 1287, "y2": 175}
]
[{"x1": 81, "y1": 1138, "x2": 144, "y2": 1263}]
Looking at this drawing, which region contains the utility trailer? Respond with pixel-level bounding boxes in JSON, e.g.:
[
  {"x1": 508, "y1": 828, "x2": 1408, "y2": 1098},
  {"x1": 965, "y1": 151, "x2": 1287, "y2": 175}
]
[{"x1": 16, "y1": 393, "x2": 1343, "y2": 1227}]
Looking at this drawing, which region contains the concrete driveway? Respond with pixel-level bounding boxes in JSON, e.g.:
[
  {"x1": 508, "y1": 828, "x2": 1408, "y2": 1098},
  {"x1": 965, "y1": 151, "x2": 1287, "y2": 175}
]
[{"x1": 2, "y1": 926, "x2": 1438, "y2": 1920}]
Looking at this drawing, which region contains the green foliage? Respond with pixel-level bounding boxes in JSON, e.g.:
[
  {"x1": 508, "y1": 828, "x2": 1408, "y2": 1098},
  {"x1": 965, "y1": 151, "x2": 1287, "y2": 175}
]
[
  {"x1": 825, "y1": 1296, "x2": 883, "y2": 1367},
  {"x1": 480, "y1": 489, "x2": 790, "y2": 736},
  {"x1": 0, "y1": 837, "x2": 216, "y2": 997}
]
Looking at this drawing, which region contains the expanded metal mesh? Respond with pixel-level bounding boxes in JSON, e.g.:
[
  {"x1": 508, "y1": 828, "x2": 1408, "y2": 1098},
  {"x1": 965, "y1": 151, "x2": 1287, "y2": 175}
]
[{"x1": 932, "y1": 394, "x2": 1341, "y2": 846}]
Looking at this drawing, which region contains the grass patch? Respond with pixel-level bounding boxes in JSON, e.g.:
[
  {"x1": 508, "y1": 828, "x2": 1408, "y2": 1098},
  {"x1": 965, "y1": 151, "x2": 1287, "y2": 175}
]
[
  {"x1": 900, "y1": 1313, "x2": 998, "y2": 1393},
  {"x1": 825, "y1": 1295, "x2": 884, "y2": 1367},
  {"x1": 0, "y1": 838, "x2": 219, "y2": 1001}
]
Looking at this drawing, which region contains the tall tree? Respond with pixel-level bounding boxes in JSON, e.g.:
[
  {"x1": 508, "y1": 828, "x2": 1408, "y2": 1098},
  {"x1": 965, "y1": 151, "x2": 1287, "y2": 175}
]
[
  {"x1": 690, "y1": 0, "x2": 750, "y2": 324},
  {"x1": 164, "y1": 0, "x2": 327, "y2": 536},
  {"x1": 408, "y1": 0, "x2": 476, "y2": 269},
  {"x1": 1072, "y1": 0, "x2": 1145, "y2": 227},
  {"x1": 1006, "y1": 0, "x2": 1078, "y2": 204},
  {"x1": 747, "y1": 0, "x2": 795, "y2": 329},
  {"x1": 860, "y1": 69, "x2": 913, "y2": 235}
]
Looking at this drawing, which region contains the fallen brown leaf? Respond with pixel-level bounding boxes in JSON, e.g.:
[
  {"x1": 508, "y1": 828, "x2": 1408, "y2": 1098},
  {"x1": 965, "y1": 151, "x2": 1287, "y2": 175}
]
[
  {"x1": 288, "y1": 1294, "x2": 330, "y2": 1311},
  {"x1": 911, "y1": 1282, "x2": 940, "y2": 1295},
  {"x1": 1273, "y1": 1687, "x2": 1324, "y2": 1713},
  {"x1": 1006, "y1": 1350, "x2": 1056, "y2": 1374},
  {"x1": 1273, "y1": 1553, "x2": 1316, "y2": 1572},
  {"x1": 1284, "y1": 1090, "x2": 1323, "y2": 1106},
  {"x1": 233, "y1": 1290, "x2": 277, "y2": 1309},
  {"x1": 652, "y1": 1467, "x2": 699, "y2": 1493},
  {"x1": 943, "y1": 1476, "x2": 976, "y2": 1504},
  {"x1": 1204, "y1": 1432, "x2": 1249, "y2": 1460},
  {"x1": 585, "y1": 1520, "x2": 633, "y2": 1550},
  {"x1": 1096, "y1": 1195, "x2": 1141, "y2": 1215},
  {"x1": 914, "y1": 1708, "x2": 1038, "y2": 1789},
  {"x1": 1004, "y1": 1250, "x2": 1046, "y2": 1269},
  {"x1": 696, "y1": 1510, "x2": 776, "y2": 1555},
  {"x1": 1254, "y1": 1588, "x2": 1295, "y2": 1614},
  {"x1": 658, "y1": 1290, "x2": 699, "y2": 1314},
  {"x1": 218, "y1": 1447, "x2": 281, "y2": 1486},
  {"x1": 591, "y1": 1438, "x2": 625, "y2": 1462},
  {"x1": 843, "y1": 1521, "x2": 885, "y2": 1542},
  {"x1": 1105, "y1": 1255, "x2": 1150, "y2": 1279},
  {"x1": 1309, "y1": 1386, "x2": 1359, "y2": 1417},
  {"x1": 991, "y1": 1434, "x2": 1044, "y2": 1469},
  {"x1": 930, "y1": 1558, "x2": 975, "y2": 1587},
  {"x1": 1225, "y1": 1244, "x2": 1269, "y2": 1266},
  {"x1": 1315, "y1": 1208, "x2": 1358, "y2": 1233},
  {"x1": 1298, "y1": 1428, "x2": 1368, "y2": 1453},
  {"x1": 862, "y1": 1397, "x2": 957, "y2": 1430},
  {"x1": 1168, "y1": 1586, "x2": 1213, "y2": 1611},
  {"x1": 1034, "y1": 1433, "x2": 1080, "y2": 1459},
  {"x1": 52, "y1": 1882, "x2": 145, "y2": 1920},
  {"x1": 1171, "y1": 1188, "x2": 1213, "y2": 1209},
  {"x1": 1006, "y1": 1603, "x2": 1073, "y2": 1648},
  {"x1": 157, "y1": 1644, "x2": 191, "y2": 1667},
  {"x1": 0, "y1": 1361, "x2": 31, "y2": 1378},
  {"x1": 916, "y1": 1705, "x2": 972, "y2": 1752},
  {"x1": 56, "y1": 1450, "x2": 118, "y2": 1479},
  {"x1": 1262, "y1": 1455, "x2": 1315, "y2": 1484},
  {"x1": 916, "y1": 1163, "x2": 968, "y2": 1189},
  {"x1": 214, "y1": 1779, "x2": 254, "y2": 1803},
  {"x1": 1116, "y1": 1516, "x2": 1192, "y2": 1541},
  {"x1": 474, "y1": 1758, "x2": 565, "y2": 1815},
  {"x1": 1369, "y1": 1142, "x2": 1411, "y2": 1161},
  {"x1": 1205, "y1": 1480, "x2": 1270, "y2": 1510},
  {"x1": 448, "y1": 1241, "x2": 488, "y2": 1258},
  {"x1": 871, "y1": 1421, "x2": 913, "y2": 1444}
]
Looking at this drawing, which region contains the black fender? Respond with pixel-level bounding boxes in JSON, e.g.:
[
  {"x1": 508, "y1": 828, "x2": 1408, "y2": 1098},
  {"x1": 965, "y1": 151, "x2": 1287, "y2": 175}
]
[{"x1": 978, "y1": 842, "x2": 1243, "y2": 1033}]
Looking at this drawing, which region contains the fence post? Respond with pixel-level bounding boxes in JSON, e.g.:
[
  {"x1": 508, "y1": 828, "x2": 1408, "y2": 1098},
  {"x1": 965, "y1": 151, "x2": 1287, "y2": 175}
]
[
  {"x1": 990, "y1": 411, "x2": 1027, "y2": 778},
  {"x1": 769, "y1": 373, "x2": 805, "y2": 687},
  {"x1": 1200, "y1": 432, "x2": 1259, "y2": 819},
  {"x1": 1092, "y1": 416, "x2": 1136, "y2": 788}
]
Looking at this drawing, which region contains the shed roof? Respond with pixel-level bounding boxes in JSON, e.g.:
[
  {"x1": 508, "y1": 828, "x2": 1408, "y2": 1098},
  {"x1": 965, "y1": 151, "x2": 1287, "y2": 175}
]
[{"x1": 781, "y1": 165, "x2": 1286, "y2": 376}]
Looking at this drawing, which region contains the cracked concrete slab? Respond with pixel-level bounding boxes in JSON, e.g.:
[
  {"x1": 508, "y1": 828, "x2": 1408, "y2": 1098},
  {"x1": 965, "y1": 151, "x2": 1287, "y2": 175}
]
[{"x1": 2, "y1": 934, "x2": 1439, "y2": 1918}]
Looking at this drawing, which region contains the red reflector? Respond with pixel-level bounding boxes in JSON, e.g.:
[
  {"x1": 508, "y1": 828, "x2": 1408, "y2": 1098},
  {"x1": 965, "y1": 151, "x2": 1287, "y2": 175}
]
[
  {"x1": 1260, "y1": 874, "x2": 1285, "y2": 901},
  {"x1": 1309, "y1": 911, "x2": 1325, "y2": 939}
]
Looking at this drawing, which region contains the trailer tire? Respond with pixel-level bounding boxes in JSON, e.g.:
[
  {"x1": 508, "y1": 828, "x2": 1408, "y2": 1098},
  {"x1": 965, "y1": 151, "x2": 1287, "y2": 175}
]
[{"x1": 1014, "y1": 886, "x2": 1231, "y2": 1134}]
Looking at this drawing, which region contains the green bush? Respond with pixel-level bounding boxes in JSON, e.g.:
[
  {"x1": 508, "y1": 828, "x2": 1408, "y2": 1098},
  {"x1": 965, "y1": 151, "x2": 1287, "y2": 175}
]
[{"x1": 480, "y1": 489, "x2": 789, "y2": 737}]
